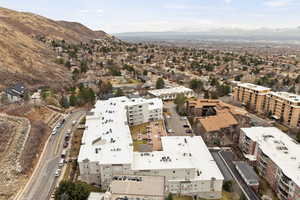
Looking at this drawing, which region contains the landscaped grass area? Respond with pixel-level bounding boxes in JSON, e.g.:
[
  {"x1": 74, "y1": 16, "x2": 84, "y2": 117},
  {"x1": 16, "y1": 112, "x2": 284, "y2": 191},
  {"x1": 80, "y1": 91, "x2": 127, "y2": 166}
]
[
  {"x1": 70, "y1": 129, "x2": 84, "y2": 158},
  {"x1": 132, "y1": 139, "x2": 147, "y2": 151},
  {"x1": 130, "y1": 122, "x2": 149, "y2": 139}
]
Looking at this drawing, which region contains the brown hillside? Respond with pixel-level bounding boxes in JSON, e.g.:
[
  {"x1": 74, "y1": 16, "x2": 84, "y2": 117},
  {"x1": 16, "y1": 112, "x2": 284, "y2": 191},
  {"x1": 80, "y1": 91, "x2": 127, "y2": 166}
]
[{"x1": 0, "y1": 7, "x2": 107, "y2": 90}]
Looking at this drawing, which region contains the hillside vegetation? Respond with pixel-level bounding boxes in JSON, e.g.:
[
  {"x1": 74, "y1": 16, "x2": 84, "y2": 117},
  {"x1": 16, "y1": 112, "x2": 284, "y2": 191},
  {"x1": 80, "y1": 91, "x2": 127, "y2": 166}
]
[{"x1": 0, "y1": 7, "x2": 107, "y2": 89}]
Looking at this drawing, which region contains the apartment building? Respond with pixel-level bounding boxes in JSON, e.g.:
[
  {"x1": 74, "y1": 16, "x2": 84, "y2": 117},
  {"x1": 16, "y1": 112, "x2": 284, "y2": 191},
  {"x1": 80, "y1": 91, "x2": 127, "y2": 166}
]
[
  {"x1": 148, "y1": 86, "x2": 195, "y2": 100},
  {"x1": 233, "y1": 82, "x2": 300, "y2": 128},
  {"x1": 239, "y1": 127, "x2": 300, "y2": 200},
  {"x1": 126, "y1": 98, "x2": 162, "y2": 126},
  {"x1": 233, "y1": 82, "x2": 271, "y2": 113},
  {"x1": 264, "y1": 92, "x2": 300, "y2": 127},
  {"x1": 78, "y1": 97, "x2": 223, "y2": 200}
]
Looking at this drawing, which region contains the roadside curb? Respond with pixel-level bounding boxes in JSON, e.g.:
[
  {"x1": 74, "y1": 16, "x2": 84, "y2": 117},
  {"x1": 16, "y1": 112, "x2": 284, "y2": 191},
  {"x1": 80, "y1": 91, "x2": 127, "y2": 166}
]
[
  {"x1": 218, "y1": 149, "x2": 252, "y2": 200},
  {"x1": 13, "y1": 129, "x2": 52, "y2": 200}
]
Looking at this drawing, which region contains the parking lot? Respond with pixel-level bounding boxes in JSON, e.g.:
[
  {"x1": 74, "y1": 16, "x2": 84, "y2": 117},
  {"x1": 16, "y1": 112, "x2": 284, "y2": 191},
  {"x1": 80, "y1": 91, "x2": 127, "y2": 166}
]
[{"x1": 164, "y1": 102, "x2": 193, "y2": 136}]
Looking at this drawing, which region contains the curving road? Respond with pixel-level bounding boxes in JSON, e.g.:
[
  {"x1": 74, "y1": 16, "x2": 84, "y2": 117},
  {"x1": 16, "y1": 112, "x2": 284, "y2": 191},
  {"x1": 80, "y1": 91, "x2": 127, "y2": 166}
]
[{"x1": 15, "y1": 110, "x2": 86, "y2": 200}]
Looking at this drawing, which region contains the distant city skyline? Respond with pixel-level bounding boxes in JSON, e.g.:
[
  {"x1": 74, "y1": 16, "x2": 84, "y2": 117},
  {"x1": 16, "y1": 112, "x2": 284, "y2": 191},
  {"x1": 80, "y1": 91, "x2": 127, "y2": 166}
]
[{"x1": 0, "y1": 0, "x2": 299, "y2": 33}]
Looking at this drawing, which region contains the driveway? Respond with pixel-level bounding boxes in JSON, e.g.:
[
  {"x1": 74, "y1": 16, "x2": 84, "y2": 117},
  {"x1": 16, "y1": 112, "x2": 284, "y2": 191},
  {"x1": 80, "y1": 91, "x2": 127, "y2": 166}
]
[
  {"x1": 163, "y1": 101, "x2": 193, "y2": 136},
  {"x1": 210, "y1": 150, "x2": 233, "y2": 181},
  {"x1": 219, "y1": 150, "x2": 261, "y2": 200}
]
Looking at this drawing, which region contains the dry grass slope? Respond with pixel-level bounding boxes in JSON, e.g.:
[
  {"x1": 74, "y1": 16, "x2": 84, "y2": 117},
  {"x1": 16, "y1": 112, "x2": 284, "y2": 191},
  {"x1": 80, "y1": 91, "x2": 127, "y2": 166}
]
[{"x1": 0, "y1": 7, "x2": 107, "y2": 90}]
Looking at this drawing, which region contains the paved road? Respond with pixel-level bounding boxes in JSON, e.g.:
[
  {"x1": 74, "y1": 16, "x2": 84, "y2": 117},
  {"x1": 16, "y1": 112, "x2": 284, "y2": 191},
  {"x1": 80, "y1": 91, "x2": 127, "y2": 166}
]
[
  {"x1": 163, "y1": 102, "x2": 193, "y2": 136},
  {"x1": 210, "y1": 150, "x2": 233, "y2": 181},
  {"x1": 219, "y1": 150, "x2": 261, "y2": 200},
  {"x1": 17, "y1": 110, "x2": 86, "y2": 200}
]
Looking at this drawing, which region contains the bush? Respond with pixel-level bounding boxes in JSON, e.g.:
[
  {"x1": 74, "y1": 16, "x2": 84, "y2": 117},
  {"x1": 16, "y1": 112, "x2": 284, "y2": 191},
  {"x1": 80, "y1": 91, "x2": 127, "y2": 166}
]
[{"x1": 223, "y1": 180, "x2": 233, "y2": 192}]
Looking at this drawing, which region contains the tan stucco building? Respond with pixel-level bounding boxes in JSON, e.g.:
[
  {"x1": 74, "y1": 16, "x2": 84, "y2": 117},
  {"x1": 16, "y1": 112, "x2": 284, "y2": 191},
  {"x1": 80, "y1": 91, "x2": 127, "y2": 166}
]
[{"x1": 233, "y1": 82, "x2": 300, "y2": 127}]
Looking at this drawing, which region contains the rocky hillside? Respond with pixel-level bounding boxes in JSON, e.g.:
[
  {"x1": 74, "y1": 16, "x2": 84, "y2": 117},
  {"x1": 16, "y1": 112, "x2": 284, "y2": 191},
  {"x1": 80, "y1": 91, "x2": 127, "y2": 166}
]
[{"x1": 0, "y1": 7, "x2": 108, "y2": 90}]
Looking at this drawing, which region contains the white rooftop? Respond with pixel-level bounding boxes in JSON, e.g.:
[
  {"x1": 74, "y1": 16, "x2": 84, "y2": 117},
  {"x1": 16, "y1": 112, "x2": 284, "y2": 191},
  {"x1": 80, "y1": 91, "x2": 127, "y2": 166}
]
[
  {"x1": 78, "y1": 96, "x2": 162, "y2": 164},
  {"x1": 79, "y1": 96, "x2": 223, "y2": 182},
  {"x1": 237, "y1": 82, "x2": 271, "y2": 92},
  {"x1": 148, "y1": 86, "x2": 193, "y2": 96},
  {"x1": 241, "y1": 127, "x2": 300, "y2": 186},
  {"x1": 132, "y1": 136, "x2": 224, "y2": 181},
  {"x1": 269, "y1": 91, "x2": 300, "y2": 104}
]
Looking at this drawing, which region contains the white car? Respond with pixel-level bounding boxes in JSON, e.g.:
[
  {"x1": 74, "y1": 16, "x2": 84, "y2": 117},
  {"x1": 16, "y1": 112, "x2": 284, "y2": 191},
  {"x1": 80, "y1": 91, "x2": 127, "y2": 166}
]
[
  {"x1": 72, "y1": 120, "x2": 77, "y2": 126},
  {"x1": 167, "y1": 128, "x2": 173, "y2": 133},
  {"x1": 180, "y1": 116, "x2": 187, "y2": 120},
  {"x1": 55, "y1": 169, "x2": 61, "y2": 177},
  {"x1": 52, "y1": 129, "x2": 57, "y2": 135}
]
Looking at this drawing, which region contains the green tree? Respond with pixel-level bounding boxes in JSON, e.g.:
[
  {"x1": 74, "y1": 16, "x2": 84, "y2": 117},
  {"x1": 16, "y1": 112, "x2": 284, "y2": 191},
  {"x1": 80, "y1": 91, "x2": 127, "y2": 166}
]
[
  {"x1": 143, "y1": 70, "x2": 148, "y2": 76},
  {"x1": 156, "y1": 78, "x2": 165, "y2": 89},
  {"x1": 166, "y1": 193, "x2": 173, "y2": 200},
  {"x1": 69, "y1": 94, "x2": 77, "y2": 106},
  {"x1": 80, "y1": 60, "x2": 88, "y2": 73},
  {"x1": 174, "y1": 94, "x2": 187, "y2": 115},
  {"x1": 239, "y1": 193, "x2": 247, "y2": 200},
  {"x1": 64, "y1": 60, "x2": 71, "y2": 68},
  {"x1": 297, "y1": 131, "x2": 300, "y2": 142},
  {"x1": 115, "y1": 88, "x2": 124, "y2": 97},
  {"x1": 189, "y1": 79, "x2": 203, "y2": 93},
  {"x1": 60, "y1": 96, "x2": 70, "y2": 108},
  {"x1": 55, "y1": 181, "x2": 92, "y2": 200},
  {"x1": 204, "y1": 90, "x2": 210, "y2": 99},
  {"x1": 72, "y1": 69, "x2": 80, "y2": 81},
  {"x1": 223, "y1": 180, "x2": 233, "y2": 192}
]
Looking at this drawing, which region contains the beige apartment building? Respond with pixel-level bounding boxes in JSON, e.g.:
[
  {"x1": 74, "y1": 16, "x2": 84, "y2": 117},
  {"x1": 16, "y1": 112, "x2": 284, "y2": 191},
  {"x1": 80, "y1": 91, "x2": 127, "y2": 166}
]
[
  {"x1": 233, "y1": 82, "x2": 300, "y2": 127},
  {"x1": 233, "y1": 83, "x2": 271, "y2": 113},
  {"x1": 264, "y1": 92, "x2": 300, "y2": 127}
]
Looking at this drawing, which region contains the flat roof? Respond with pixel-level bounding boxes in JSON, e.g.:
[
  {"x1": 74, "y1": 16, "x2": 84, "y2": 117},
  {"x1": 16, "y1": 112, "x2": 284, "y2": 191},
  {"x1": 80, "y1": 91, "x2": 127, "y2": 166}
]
[
  {"x1": 132, "y1": 136, "x2": 224, "y2": 180},
  {"x1": 235, "y1": 161, "x2": 259, "y2": 182},
  {"x1": 148, "y1": 86, "x2": 193, "y2": 96},
  {"x1": 88, "y1": 192, "x2": 105, "y2": 200},
  {"x1": 241, "y1": 127, "x2": 300, "y2": 186},
  {"x1": 269, "y1": 91, "x2": 300, "y2": 104},
  {"x1": 79, "y1": 97, "x2": 223, "y2": 182},
  {"x1": 78, "y1": 96, "x2": 162, "y2": 164},
  {"x1": 237, "y1": 82, "x2": 271, "y2": 92},
  {"x1": 110, "y1": 175, "x2": 165, "y2": 197}
]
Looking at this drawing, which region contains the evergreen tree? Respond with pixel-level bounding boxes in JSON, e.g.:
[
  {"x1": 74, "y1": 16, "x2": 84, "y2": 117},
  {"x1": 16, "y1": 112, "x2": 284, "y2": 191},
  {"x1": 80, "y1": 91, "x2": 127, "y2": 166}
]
[{"x1": 156, "y1": 78, "x2": 165, "y2": 89}]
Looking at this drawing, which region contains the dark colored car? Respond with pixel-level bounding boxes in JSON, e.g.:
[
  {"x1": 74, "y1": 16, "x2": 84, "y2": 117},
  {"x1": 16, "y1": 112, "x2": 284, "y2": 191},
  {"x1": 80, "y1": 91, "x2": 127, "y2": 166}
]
[{"x1": 63, "y1": 142, "x2": 69, "y2": 148}]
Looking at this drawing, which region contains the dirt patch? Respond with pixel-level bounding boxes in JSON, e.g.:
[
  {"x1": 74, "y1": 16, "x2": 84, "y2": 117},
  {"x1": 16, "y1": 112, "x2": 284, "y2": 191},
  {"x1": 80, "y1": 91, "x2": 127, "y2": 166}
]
[
  {"x1": 0, "y1": 104, "x2": 61, "y2": 200},
  {"x1": 19, "y1": 120, "x2": 49, "y2": 173},
  {"x1": 0, "y1": 122, "x2": 12, "y2": 153},
  {"x1": 0, "y1": 115, "x2": 29, "y2": 200}
]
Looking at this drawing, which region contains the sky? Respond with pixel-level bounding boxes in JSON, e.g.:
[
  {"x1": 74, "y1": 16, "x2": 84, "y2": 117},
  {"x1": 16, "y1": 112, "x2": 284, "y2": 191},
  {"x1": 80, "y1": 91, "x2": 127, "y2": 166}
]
[{"x1": 0, "y1": 0, "x2": 299, "y2": 33}]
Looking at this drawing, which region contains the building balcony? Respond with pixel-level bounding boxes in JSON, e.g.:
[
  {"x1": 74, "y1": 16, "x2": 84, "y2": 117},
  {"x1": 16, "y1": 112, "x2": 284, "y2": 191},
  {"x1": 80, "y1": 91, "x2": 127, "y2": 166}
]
[{"x1": 278, "y1": 180, "x2": 290, "y2": 194}]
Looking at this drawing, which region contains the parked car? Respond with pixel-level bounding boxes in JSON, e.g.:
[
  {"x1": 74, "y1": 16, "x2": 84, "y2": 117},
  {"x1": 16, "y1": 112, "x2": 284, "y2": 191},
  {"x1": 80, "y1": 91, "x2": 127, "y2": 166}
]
[
  {"x1": 55, "y1": 169, "x2": 61, "y2": 177},
  {"x1": 183, "y1": 124, "x2": 189, "y2": 128},
  {"x1": 64, "y1": 135, "x2": 70, "y2": 141},
  {"x1": 167, "y1": 128, "x2": 174, "y2": 133},
  {"x1": 185, "y1": 129, "x2": 192, "y2": 134},
  {"x1": 63, "y1": 142, "x2": 69, "y2": 148},
  {"x1": 180, "y1": 116, "x2": 187, "y2": 120},
  {"x1": 58, "y1": 158, "x2": 65, "y2": 167}
]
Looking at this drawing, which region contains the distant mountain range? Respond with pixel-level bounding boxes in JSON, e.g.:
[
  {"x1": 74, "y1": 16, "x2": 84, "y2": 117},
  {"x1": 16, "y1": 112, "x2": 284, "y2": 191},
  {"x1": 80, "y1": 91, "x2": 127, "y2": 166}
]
[{"x1": 115, "y1": 28, "x2": 300, "y2": 43}]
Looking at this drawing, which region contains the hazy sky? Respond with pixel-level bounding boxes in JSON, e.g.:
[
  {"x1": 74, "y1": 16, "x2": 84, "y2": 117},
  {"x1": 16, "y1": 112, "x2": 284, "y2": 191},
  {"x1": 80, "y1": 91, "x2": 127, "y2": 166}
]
[{"x1": 0, "y1": 0, "x2": 299, "y2": 33}]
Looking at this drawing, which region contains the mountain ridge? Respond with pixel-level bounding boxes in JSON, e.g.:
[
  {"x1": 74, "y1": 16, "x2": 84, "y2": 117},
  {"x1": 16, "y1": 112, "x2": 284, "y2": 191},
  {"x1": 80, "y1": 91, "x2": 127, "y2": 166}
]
[{"x1": 0, "y1": 7, "x2": 107, "y2": 90}]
